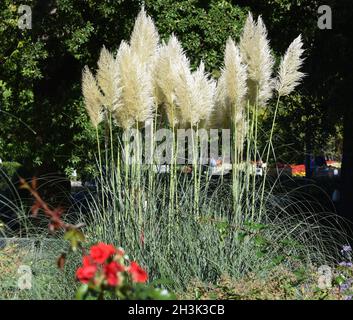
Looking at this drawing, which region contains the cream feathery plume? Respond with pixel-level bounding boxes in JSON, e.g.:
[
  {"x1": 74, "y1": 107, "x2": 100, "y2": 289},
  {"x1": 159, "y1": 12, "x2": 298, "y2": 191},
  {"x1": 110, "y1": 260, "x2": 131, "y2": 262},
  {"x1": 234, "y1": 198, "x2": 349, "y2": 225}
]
[
  {"x1": 212, "y1": 38, "x2": 247, "y2": 129},
  {"x1": 239, "y1": 12, "x2": 256, "y2": 58},
  {"x1": 96, "y1": 46, "x2": 121, "y2": 112},
  {"x1": 82, "y1": 66, "x2": 104, "y2": 128},
  {"x1": 223, "y1": 38, "x2": 247, "y2": 114},
  {"x1": 113, "y1": 41, "x2": 154, "y2": 129},
  {"x1": 155, "y1": 35, "x2": 215, "y2": 127},
  {"x1": 212, "y1": 74, "x2": 247, "y2": 149},
  {"x1": 212, "y1": 74, "x2": 229, "y2": 128},
  {"x1": 154, "y1": 34, "x2": 190, "y2": 125},
  {"x1": 275, "y1": 35, "x2": 305, "y2": 97},
  {"x1": 192, "y1": 61, "x2": 217, "y2": 127},
  {"x1": 152, "y1": 44, "x2": 166, "y2": 109},
  {"x1": 130, "y1": 7, "x2": 160, "y2": 67},
  {"x1": 240, "y1": 13, "x2": 274, "y2": 106},
  {"x1": 173, "y1": 70, "x2": 193, "y2": 126},
  {"x1": 175, "y1": 61, "x2": 216, "y2": 127}
]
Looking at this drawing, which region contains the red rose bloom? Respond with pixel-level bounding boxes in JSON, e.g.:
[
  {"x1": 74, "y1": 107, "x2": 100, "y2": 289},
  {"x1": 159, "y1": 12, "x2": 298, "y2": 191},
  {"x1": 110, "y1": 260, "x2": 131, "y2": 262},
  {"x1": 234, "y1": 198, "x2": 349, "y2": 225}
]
[
  {"x1": 104, "y1": 261, "x2": 124, "y2": 286},
  {"x1": 128, "y1": 261, "x2": 148, "y2": 283},
  {"x1": 76, "y1": 256, "x2": 97, "y2": 284},
  {"x1": 90, "y1": 243, "x2": 116, "y2": 264}
]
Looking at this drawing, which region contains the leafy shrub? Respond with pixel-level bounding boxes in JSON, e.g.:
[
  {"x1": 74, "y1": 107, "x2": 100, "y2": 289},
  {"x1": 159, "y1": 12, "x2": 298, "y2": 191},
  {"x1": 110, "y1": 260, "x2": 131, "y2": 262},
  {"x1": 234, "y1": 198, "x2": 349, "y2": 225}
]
[{"x1": 0, "y1": 162, "x2": 21, "y2": 191}]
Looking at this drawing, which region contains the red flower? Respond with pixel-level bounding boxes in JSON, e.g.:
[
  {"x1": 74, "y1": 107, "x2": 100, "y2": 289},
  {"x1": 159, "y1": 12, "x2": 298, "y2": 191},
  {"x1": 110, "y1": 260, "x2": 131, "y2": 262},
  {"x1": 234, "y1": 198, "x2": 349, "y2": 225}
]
[
  {"x1": 104, "y1": 261, "x2": 124, "y2": 286},
  {"x1": 76, "y1": 256, "x2": 97, "y2": 284},
  {"x1": 128, "y1": 261, "x2": 148, "y2": 283},
  {"x1": 90, "y1": 243, "x2": 116, "y2": 264}
]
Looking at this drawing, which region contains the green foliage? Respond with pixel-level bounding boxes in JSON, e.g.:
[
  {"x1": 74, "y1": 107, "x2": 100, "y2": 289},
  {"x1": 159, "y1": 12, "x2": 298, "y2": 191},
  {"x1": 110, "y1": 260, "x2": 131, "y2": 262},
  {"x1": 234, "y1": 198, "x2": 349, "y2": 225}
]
[
  {"x1": 0, "y1": 161, "x2": 22, "y2": 191},
  {"x1": 0, "y1": 161, "x2": 21, "y2": 177},
  {"x1": 145, "y1": 0, "x2": 247, "y2": 74},
  {"x1": 259, "y1": 94, "x2": 338, "y2": 164},
  {"x1": 0, "y1": 0, "x2": 141, "y2": 174},
  {"x1": 76, "y1": 278, "x2": 175, "y2": 301},
  {"x1": 63, "y1": 229, "x2": 85, "y2": 252}
]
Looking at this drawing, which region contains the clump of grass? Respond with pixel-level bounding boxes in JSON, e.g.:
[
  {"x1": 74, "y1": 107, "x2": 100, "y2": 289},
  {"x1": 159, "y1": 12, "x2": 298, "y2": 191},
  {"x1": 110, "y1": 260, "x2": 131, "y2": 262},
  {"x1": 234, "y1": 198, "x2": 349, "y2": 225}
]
[
  {"x1": 0, "y1": 239, "x2": 78, "y2": 300},
  {"x1": 76, "y1": 8, "x2": 350, "y2": 296},
  {"x1": 0, "y1": 164, "x2": 31, "y2": 236},
  {"x1": 78, "y1": 169, "x2": 349, "y2": 293}
]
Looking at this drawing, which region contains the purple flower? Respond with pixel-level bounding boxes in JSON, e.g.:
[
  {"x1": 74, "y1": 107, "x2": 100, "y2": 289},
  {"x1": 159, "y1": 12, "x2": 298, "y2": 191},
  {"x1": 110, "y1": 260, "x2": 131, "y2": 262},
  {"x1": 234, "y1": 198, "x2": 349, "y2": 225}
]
[
  {"x1": 340, "y1": 279, "x2": 353, "y2": 292},
  {"x1": 344, "y1": 296, "x2": 352, "y2": 301},
  {"x1": 339, "y1": 262, "x2": 353, "y2": 268},
  {"x1": 340, "y1": 283, "x2": 350, "y2": 291}
]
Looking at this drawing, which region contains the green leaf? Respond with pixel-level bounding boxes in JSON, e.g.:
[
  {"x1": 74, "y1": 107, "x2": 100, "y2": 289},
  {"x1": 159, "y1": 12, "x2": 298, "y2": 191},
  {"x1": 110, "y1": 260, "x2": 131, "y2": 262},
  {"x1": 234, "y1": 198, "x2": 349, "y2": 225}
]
[
  {"x1": 334, "y1": 275, "x2": 346, "y2": 286},
  {"x1": 254, "y1": 235, "x2": 268, "y2": 247},
  {"x1": 149, "y1": 288, "x2": 176, "y2": 300},
  {"x1": 272, "y1": 255, "x2": 285, "y2": 266},
  {"x1": 237, "y1": 231, "x2": 247, "y2": 243},
  {"x1": 64, "y1": 229, "x2": 85, "y2": 251},
  {"x1": 76, "y1": 284, "x2": 89, "y2": 300},
  {"x1": 294, "y1": 268, "x2": 307, "y2": 282},
  {"x1": 244, "y1": 221, "x2": 268, "y2": 231}
]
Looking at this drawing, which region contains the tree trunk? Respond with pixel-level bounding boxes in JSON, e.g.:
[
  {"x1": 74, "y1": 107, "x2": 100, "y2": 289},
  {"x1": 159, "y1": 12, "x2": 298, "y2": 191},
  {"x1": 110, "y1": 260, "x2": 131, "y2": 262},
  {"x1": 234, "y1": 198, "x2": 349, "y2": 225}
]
[{"x1": 340, "y1": 107, "x2": 353, "y2": 220}]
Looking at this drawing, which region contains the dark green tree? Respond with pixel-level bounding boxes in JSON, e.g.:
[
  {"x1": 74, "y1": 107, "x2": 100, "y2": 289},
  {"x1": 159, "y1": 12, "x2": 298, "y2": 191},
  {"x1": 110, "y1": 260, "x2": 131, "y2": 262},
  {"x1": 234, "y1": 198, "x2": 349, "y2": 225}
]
[
  {"x1": 0, "y1": 0, "x2": 141, "y2": 178},
  {"x1": 145, "y1": 0, "x2": 247, "y2": 74}
]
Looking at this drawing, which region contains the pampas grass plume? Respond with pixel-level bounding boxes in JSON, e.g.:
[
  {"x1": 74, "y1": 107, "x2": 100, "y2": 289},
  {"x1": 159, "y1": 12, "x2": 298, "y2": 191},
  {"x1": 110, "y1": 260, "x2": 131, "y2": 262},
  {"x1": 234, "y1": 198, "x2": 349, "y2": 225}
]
[
  {"x1": 130, "y1": 7, "x2": 160, "y2": 67},
  {"x1": 96, "y1": 46, "x2": 121, "y2": 112},
  {"x1": 82, "y1": 66, "x2": 103, "y2": 128},
  {"x1": 212, "y1": 38, "x2": 247, "y2": 129},
  {"x1": 113, "y1": 41, "x2": 154, "y2": 129},
  {"x1": 275, "y1": 35, "x2": 305, "y2": 97},
  {"x1": 240, "y1": 13, "x2": 274, "y2": 106},
  {"x1": 175, "y1": 61, "x2": 216, "y2": 127},
  {"x1": 154, "y1": 34, "x2": 190, "y2": 126}
]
